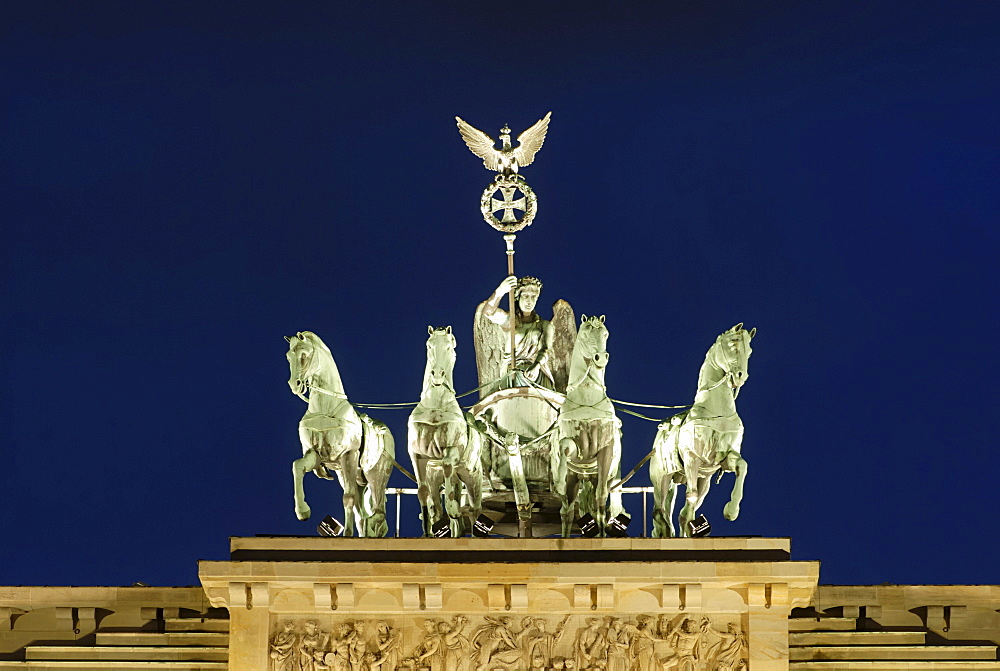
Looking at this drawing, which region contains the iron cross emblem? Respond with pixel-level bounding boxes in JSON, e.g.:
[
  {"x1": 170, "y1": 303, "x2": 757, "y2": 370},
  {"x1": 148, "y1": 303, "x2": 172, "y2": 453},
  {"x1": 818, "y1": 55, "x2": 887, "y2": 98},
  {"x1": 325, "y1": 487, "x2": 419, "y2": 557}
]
[{"x1": 492, "y1": 185, "x2": 526, "y2": 223}]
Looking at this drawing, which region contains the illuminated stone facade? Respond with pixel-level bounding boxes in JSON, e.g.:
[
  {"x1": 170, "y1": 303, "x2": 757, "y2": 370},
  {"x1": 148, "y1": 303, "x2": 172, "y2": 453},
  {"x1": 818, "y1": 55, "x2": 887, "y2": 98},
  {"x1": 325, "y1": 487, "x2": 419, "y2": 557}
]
[{"x1": 1, "y1": 538, "x2": 998, "y2": 670}]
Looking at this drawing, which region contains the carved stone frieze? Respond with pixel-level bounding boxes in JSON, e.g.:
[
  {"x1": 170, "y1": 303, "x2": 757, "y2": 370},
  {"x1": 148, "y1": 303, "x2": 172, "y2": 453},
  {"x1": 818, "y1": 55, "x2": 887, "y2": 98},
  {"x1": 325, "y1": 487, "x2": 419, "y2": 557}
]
[{"x1": 269, "y1": 614, "x2": 747, "y2": 671}]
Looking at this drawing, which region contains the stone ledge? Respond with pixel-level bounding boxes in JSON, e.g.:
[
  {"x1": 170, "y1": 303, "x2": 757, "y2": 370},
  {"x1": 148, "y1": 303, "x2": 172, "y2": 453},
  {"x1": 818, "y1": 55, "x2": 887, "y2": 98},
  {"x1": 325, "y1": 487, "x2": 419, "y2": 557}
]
[
  {"x1": 229, "y1": 536, "x2": 792, "y2": 563},
  {"x1": 0, "y1": 664, "x2": 227, "y2": 670},
  {"x1": 790, "y1": 664, "x2": 1000, "y2": 669},
  {"x1": 790, "y1": 644, "x2": 998, "y2": 661}
]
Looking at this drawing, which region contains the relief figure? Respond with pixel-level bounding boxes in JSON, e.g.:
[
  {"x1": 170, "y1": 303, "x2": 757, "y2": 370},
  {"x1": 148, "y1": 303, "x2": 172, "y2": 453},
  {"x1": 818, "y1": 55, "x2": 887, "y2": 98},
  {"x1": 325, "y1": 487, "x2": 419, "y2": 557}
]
[
  {"x1": 300, "y1": 620, "x2": 327, "y2": 671},
  {"x1": 412, "y1": 619, "x2": 443, "y2": 671},
  {"x1": 527, "y1": 616, "x2": 568, "y2": 668},
  {"x1": 472, "y1": 616, "x2": 520, "y2": 671},
  {"x1": 439, "y1": 616, "x2": 470, "y2": 671},
  {"x1": 369, "y1": 620, "x2": 401, "y2": 671},
  {"x1": 603, "y1": 619, "x2": 629, "y2": 671},
  {"x1": 704, "y1": 622, "x2": 747, "y2": 671},
  {"x1": 661, "y1": 617, "x2": 708, "y2": 671},
  {"x1": 627, "y1": 616, "x2": 659, "y2": 671},
  {"x1": 270, "y1": 620, "x2": 298, "y2": 671},
  {"x1": 573, "y1": 618, "x2": 603, "y2": 671}
]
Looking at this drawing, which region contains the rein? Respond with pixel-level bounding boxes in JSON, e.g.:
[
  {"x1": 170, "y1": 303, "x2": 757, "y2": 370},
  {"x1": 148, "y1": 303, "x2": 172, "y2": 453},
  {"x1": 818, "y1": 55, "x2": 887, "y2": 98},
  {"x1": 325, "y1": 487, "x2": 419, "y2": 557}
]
[
  {"x1": 306, "y1": 383, "x2": 348, "y2": 400},
  {"x1": 365, "y1": 379, "x2": 502, "y2": 408}
]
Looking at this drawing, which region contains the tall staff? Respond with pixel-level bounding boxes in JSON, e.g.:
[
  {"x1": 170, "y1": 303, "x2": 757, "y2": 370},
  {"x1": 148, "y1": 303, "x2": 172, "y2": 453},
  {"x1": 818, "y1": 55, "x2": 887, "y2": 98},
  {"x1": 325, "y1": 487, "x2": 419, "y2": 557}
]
[
  {"x1": 456, "y1": 113, "x2": 553, "y2": 537},
  {"x1": 504, "y1": 234, "x2": 517, "y2": 371},
  {"x1": 455, "y1": 112, "x2": 551, "y2": 372}
]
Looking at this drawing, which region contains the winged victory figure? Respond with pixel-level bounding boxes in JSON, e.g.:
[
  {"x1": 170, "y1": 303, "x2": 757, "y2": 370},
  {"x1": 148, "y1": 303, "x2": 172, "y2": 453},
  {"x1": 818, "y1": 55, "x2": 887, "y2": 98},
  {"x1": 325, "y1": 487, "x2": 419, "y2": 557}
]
[
  {"x1": 456, "y1": 112, "x2": 552, "y2": 176},
  {"x1": 473, "y1": 275, "x2": 576, "y2": 398}
]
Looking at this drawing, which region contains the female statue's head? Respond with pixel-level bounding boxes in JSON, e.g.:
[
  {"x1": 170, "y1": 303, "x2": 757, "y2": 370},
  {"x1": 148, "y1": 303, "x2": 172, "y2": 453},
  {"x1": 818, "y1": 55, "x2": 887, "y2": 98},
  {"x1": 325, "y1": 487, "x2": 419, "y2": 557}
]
[{"x1": 516, "y1": 276, "x2": 542, "y2": 314}]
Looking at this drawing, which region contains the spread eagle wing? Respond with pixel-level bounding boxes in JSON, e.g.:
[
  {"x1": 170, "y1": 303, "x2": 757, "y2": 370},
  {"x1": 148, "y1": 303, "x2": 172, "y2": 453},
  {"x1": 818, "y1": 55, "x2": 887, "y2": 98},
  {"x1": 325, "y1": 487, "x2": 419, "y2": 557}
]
[
  {"x1": 456, "y1": 117, "x2": 501, "y2": 172},
  {"x1": 513, "y1": 111, "x2": 552, "y2": 168},
  {"x1": 550, "y1": 298, "x2": 576, "y2": 394},
  {"x1": 473, "y1": 301, "x2": 507, "y2": 400}
]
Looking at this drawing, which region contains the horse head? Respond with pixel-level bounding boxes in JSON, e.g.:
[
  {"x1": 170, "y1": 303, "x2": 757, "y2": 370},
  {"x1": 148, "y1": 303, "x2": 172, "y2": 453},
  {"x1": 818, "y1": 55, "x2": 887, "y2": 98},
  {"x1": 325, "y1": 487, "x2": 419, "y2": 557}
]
[
  {"x1": 424, "y1": 325, "x2": 457, "y2": 391},
  {"x1": 577, "y1": 314, "x2": 610, "y2": 365},
  {"x1": 285, "y1": 330, "x2": 341, "y2": 401},
  {"x1": 711, "y1": 323, "x2": 756, "y2": 390},
  {"x1": 286, "y1": 331, "x2": 317, "y2": 399}
]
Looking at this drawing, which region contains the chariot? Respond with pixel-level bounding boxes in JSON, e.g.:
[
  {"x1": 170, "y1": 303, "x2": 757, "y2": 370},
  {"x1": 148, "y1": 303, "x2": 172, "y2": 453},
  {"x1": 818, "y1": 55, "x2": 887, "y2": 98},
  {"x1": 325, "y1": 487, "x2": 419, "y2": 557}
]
[
  {"x1": 466, "y1": 293, "x2": 625, "y2": 537},
  {"x1": 470, "y1": 385, "x2": 565, "y2": 535}
]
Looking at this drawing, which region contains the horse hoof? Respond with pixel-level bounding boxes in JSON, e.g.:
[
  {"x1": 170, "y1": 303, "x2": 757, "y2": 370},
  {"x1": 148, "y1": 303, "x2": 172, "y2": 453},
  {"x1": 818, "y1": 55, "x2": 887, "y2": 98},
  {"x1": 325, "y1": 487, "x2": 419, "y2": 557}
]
[
  {"x1": 723, "y1": 501, "x2": 740, "y2": 521},
  {"x1": 296, "y1": 505, "x2": 312, "y2": 521}
]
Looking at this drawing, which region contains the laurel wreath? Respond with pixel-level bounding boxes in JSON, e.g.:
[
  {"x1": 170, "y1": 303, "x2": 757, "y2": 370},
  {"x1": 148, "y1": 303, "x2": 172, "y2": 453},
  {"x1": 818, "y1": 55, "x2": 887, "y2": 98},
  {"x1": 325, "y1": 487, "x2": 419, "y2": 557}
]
[{"x1": 480, "y1": 176, "x2": 537, "y2": 233}]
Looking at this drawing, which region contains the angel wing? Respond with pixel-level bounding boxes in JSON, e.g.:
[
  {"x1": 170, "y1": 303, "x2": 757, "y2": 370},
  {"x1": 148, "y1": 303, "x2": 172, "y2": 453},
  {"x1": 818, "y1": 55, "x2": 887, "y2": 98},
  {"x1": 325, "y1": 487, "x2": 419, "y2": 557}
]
[
  {"x1": 550, "y1": 298, "x2": 576, "y2": 394},
  {"x1": 473, "y1": 301, "x2": 507, "y2": 400},
  {"x1": 456, "y1": 117, "x2": 501, "y2": 172},
  {"x1": 513, "y1": 111, "x2": 552, "y2": 168}
]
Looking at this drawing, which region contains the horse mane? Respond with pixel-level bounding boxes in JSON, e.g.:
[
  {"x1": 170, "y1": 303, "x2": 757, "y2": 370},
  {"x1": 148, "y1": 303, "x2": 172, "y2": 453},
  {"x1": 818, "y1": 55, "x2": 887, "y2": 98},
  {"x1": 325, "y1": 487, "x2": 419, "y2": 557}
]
[
  {"x1": 696, "y1": 335, "x2": 726, "y2": 392},
  {"x1": 567, "y1": 329, "x2": 590, "y2": 388}
]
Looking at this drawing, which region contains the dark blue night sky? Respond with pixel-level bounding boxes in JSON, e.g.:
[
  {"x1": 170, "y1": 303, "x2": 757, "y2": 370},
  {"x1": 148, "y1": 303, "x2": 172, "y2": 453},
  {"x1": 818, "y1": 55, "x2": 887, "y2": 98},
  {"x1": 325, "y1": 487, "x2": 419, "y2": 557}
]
[{"x1": 2, "y1": 2, "x2": 998, "y2": 587}]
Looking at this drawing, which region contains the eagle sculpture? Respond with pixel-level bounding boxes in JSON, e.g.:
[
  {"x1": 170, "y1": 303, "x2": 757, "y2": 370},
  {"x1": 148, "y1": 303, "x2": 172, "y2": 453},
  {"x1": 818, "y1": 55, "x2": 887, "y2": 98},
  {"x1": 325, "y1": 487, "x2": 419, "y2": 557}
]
[{"x1": 455, "y1": 112, "x2": 552, "y2": 176}]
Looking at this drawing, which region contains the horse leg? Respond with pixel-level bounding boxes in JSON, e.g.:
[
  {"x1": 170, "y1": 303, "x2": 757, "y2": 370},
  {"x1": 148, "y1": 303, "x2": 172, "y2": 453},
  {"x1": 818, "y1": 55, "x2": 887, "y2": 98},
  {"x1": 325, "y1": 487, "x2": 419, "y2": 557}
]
[
  {"x1": 677, "y1": 479, "x2": 696, "y2": 538},
  {"x1": 679, "y1": 473, "x2": 712, "y2": 537},
  {"x1": 412, "y1": 457, "x2": 432, "y2": 537},
  {"x1": 455, "y1": 464, "x2": 482, "y2": 536},
  {"x1": 723, "y1": 455, "x2": 748, "y2": 521},
  {"x1": 652, "y1": 476, "x2": 678, "y2": 538},
  {"x1": 440, "y1": 459, "x2": 463, "y2": 537},
  {"x1": 595, "y1": 443, "x2": 615, "y2": 537},
  {"x1": 292, "y1": 448, "x2": 318, "y2": 521},
  {"x1": 367, "y1": 430, "x2": 395, "y2": 537},
  {"x1": 362, "y1": 458, "x2": 391, "y2": 538},
  {"x1": 427, "y1": 465, "x2": 446, "y2": 535},
  {"x1": 339, "y1": 452, "x2": 361, "y2": 537},
  {"x1": 678, "y1": 453, "x2": 703, "y2": 537},
  {"x1": 560, "y1": 470, "x2": 580, "y2": 538}
]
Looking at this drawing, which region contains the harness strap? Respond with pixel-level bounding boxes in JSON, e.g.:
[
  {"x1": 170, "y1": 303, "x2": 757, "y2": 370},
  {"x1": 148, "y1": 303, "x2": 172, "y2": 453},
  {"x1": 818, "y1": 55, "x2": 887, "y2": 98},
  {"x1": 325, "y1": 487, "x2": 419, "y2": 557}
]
[{"x1": 307, "y1": 384, "x2": 348, "y2": 399}]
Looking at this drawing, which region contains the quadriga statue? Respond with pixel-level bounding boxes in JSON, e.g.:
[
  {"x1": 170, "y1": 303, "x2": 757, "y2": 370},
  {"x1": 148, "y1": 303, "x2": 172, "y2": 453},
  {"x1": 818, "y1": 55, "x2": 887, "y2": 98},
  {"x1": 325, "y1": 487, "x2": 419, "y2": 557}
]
[
  {"x1": 284, "y1": 331, "x2": 395, "y2": 537},
  {"x1": 650, "y1": 323, "x2": 755, "y2": 537}
]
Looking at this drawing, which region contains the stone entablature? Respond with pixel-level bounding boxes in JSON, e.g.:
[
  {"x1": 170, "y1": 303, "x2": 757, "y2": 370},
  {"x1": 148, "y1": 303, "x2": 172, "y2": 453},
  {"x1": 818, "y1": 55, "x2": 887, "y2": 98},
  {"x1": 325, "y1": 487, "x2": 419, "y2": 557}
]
[
  {"x1": 810, "y1": 584, "x2": 1000, "y2": 644},
  {"x1": 199, "y1": 537, "x2": 820, "y2": 671},
  {"x1": 3, "y1": 557, "x2": 999, "y2": 669},
  {"x1": 0, "y1": 586, "x2": 214, "y2": 656}
]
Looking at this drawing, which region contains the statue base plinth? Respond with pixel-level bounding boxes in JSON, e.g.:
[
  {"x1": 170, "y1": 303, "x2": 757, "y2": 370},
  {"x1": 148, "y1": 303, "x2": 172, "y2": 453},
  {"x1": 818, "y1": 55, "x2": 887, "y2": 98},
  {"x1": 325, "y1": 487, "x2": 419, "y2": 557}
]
[{"x1": 200, "y1": 537, "x2": 819, "y2": 671}]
